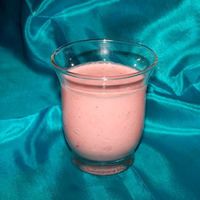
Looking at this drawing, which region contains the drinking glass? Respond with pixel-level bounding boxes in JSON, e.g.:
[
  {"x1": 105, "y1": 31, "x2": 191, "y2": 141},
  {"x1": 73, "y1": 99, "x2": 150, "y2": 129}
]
[{"x1": 51, "y1": 39, "x2": 157, "y2": 175}]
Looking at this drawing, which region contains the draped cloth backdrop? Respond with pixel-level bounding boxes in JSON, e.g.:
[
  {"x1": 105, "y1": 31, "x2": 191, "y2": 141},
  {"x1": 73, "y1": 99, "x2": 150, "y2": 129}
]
[{"x1": 0, "y1": 0, "x2": 200, "y2": 199}]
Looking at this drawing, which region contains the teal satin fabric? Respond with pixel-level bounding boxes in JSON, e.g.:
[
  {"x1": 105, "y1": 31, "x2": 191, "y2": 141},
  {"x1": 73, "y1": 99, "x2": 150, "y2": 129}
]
[{"x1": 1, "y1": 0, "x2": 200, "y2": 199}]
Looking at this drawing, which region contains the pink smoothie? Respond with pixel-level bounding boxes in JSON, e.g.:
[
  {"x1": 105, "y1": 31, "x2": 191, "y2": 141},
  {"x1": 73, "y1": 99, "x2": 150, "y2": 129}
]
[{"x1": 61, "y1": 62, "x2": 146, "y2": 161}]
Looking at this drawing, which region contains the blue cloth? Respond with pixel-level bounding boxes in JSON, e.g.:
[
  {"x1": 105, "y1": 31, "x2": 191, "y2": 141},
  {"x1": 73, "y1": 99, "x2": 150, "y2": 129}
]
[{"x1": 0, "y1": 0, "x2": 200, "y2": 199}]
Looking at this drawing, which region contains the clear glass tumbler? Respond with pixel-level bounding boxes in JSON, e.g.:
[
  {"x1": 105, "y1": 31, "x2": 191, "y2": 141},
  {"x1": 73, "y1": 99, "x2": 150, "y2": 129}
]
[{"x1": 51, "y1": 39, "x2": 157, "y2": 175}]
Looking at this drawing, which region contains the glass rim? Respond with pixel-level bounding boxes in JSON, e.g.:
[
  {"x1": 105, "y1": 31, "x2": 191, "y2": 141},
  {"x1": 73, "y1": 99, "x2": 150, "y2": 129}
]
[{"x1": 51, "y1": 39, "x2": 158, "y2": 80}]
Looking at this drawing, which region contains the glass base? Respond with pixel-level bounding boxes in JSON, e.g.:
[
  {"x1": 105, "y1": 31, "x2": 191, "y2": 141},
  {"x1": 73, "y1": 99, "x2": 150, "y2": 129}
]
[{"x1": 72, "y1": 154, "x2": 133, "y2": 176}]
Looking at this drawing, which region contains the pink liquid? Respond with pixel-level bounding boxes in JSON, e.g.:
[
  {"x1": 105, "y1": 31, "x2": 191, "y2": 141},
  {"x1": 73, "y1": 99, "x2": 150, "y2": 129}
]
[{"x1": 61, "y1": 62, "x2": 146, "y2": 161}]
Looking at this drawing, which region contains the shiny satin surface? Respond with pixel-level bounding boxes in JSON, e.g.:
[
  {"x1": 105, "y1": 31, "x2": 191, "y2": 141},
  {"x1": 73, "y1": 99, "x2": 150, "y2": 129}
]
[{"x1": 0, "y1": 0, "x2": 200, "y2": 199}]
